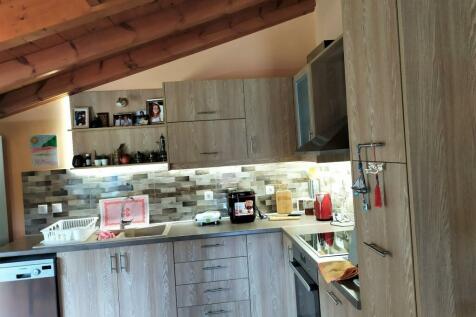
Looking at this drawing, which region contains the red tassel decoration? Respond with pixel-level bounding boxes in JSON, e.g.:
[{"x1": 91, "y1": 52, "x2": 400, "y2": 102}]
[{"x1": 374, "y1": 174, "x2": 382, "y2": 208}]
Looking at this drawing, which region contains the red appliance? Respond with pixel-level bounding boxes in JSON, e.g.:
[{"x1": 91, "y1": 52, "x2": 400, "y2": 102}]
[{"x1": 315, "y1": 193, "x2": 333, "y2": 221}]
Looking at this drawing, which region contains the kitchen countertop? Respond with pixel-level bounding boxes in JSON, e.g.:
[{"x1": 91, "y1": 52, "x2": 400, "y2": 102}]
[
  {"x1": 0, "y1": 215, "x2": 323, "y2": 258},
  {"x1": 0, "y1": 215, "x2": 360, "y2": 310}
]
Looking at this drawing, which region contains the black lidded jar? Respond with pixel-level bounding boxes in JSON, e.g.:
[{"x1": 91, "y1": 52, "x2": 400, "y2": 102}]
[{"x1": 227, "y1": 190, "x2": 257, "y2": 224}]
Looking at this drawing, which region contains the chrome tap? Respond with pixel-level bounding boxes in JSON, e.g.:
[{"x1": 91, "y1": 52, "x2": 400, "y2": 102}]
[{"x1": 120, "y1": 196, "x2": 135, "y2": 230}]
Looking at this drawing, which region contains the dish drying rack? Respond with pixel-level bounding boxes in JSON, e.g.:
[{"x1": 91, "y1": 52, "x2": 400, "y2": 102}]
[{"x1": 40, "y1": 217, "x2": 98, "y2": 245}]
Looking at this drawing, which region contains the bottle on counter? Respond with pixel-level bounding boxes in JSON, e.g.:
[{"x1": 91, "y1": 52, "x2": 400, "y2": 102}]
[
  {"x1": 158, "y1": 134, "x2": 167, "y2": 162},
  {"x1": 84, "y1": 153, "x2": 91, "y2": 167}
]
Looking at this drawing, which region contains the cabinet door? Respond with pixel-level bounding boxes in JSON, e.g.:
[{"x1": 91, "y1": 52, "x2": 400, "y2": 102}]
[
  {"x1": 352, "y1": 162, "x2": 416, "y2": 317},
  {"x1": 117, "y1": 243, "x2": 177, "y2": 317},
  {"x1": 58, "y1": 249, "x2": 119, "y2": 317},
  {"x1": 293, "y1": 66, "x2": 315, "y2": 149},
  {"x1": 244, "y1": 78, "x2": 296, "y2": 160},
  {"x1": 168, "y1": 119, "x2": 247, "y2": 167},
  {"x1": 318, "y1": 275, "x2": 361, "y2": 317},
  {"x1": 342, "y1": 0, "x2": 406, "y2": 163},
  {"x1": 164, "y1": 80, "x2": 245, "y2": 122},
  {"x1": 247, "y1": 232, "x2": 287, "y2": 317},
  {"x1": 282, "y1": 234, "x2": 297, "y2": 317}
]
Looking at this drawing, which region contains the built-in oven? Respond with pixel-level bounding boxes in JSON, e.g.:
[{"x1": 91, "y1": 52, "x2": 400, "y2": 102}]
[{"x1": 291, "y1": 242, "x2": 321, "y2": 317}]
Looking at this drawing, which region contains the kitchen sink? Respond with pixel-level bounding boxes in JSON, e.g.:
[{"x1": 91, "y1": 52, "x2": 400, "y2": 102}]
[{"x1": 119, "y1": 223, "x2": 171, "y2": 238}]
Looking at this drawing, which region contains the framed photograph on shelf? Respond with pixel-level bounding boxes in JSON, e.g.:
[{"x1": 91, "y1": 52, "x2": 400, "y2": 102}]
[
  {"x1": 73, "y1": 107, "x2": 89, "y2": 128},
  {"x1": 134, "y1": 110, "x2": 149, "y2": 125},
  {"x1": 113, "y1": 113, "x2": 134, "y2": 127},
  {"x1": 147, "y1": 98, "x2": 165, "y2": 124},
  {"x1": 97, "y1": 112, "x2": 110, "y2": 127}
]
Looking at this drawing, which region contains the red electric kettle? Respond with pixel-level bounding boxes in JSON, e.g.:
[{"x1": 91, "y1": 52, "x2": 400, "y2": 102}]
[{"x1": 314, "y1": 193, "x2": 333, "y2": 221}]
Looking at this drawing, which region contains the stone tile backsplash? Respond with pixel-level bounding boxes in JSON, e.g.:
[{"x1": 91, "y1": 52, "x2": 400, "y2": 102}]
[{"x1": 22, "y1": 161, "x2": 353, "y2": 234}]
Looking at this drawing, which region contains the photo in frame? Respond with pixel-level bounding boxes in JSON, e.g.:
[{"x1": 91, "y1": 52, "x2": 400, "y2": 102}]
[
  {"x1": 147, "y1": 98, "x2": 165, "y2": 124},
  {"x1": 134, "y1": 110, "x2": 149, "y2": 125},
  {"x1": 73, "y1": 108, "x2": 89, "y2": 128}
]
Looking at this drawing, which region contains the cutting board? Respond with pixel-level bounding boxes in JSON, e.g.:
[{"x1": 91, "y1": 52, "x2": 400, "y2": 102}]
[{"x1": 276, "y1": 190, "x2": 293, "y2": 214}]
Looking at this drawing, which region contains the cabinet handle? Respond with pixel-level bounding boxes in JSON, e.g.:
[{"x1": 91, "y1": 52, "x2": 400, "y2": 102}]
[
  {"x1": 205, "y1": 309, "x2": 231, "y2": 315},
  {"x1": 120, "y1": 253, "x2": 129, "y2": 272},
  {"x1": 201, "y1": 243, "x2": 224, "y2": 248},
  {"x1": 204, "y1": 287, "x2": 229, "y2": 293},
  {"x1": 363, "y1": 242, "x2": 391, "y2": 257},
  {"x1": 202, "y1": 265, "x2": 227, "y2": 271},
  {"x1": 110, "y1": 254, "x2": 118, "y2": 273},
  {"x1": 200, "y1": 151, "x2": 219, "y2": 155},
  {"x1": 326, "y1": 291, "x2": 342, "y2": 305},
  {"x1": 197, "y1": 111, "x2": 217, "y2": 115},
  {"x1": 250, "y1": 136, "x2": 256, "y2": 153}
]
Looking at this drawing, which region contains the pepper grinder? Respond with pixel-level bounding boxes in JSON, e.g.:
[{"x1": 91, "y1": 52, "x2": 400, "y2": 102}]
[{"x1": 158, "y1": 134, "x2": 167, "y2": 162}]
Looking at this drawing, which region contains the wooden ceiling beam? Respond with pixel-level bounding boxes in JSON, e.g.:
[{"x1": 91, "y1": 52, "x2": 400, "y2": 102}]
[
  {"x1": 0, "y1": 0, "x2": 269, "y2": 94},
  {"x1": 0, "y1": 0, "x2": 315, "y2": 117},
  {"x1": 0, "y1": 0, "x2": 156, "y2": 51}
]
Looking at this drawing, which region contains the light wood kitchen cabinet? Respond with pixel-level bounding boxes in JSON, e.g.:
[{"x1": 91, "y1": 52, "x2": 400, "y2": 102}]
[
  {"x1": 173, "y1": 236, "x2": 247, "y2": 263},
  {"x1": 318, "y1": 275, "x2": 361, "y2": 317},
  {"x1": 282, "y1": 234, "x2": 297, "y2": 317},
  {"x1": 177, "y1": 301, "x2": 251, "y2": 317},
  {"x1": 247, "y1": 232, "x2": 288, "y2": 317},
  {"x1": 164, "y1": 80, "x2": 245, "y2": 122},
  {"x1": 342, "y1": 0, "x2": 406, "y2": 163},
  {"x1": 168, "y1": 119, "x2": 248, "y2": 167},
  {"x1": 116, "y1": 243, "x2": 177, "y2": 317},
  {"x1": 351, "y1": 162, "x2": 416, "y2": 317},
  {"x1": 244, "y1": 78, "x2": 296, "y2": 160},
  {"x1": 58, "y1": 243, "x2": 177, "y2": 317},
  {"x1": 58, "y1": 248, "x2": 119, "y2": 317}
]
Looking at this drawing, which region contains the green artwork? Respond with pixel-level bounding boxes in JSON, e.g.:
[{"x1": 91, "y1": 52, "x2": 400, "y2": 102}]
[{"x1": 31, "y1": 135, "x2": 58, "y2": 168}]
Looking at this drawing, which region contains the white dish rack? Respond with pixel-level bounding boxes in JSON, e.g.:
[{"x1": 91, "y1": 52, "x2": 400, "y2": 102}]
[{"x1": 40, "y1": 217, "x2": 98, "y2": 245}]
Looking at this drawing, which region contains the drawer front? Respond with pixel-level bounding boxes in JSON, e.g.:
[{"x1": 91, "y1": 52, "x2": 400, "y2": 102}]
[
  {"x1": 174, "y1": 236, "x2": 247, "y2": 263},
  {"x1": 176, "y1": 279, "x2": 249, "y2": 308},
  {"x1": 175, "y1": 257, "x2": 249, "y2": 285},
  {"x1": 177, "y1": 300, "x2": 251, "y2": 317},
  {"x1": 167, "y1": 119, "x2": 248, "y2": 166}
]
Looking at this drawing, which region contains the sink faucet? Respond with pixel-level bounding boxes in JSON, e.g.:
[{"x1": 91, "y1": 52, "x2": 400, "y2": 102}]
[{"x1": 120, "y1": 196, "x2": 135, "y2": 230}]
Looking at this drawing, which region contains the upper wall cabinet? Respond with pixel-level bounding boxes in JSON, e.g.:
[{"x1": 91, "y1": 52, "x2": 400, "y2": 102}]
[
  {"x1": 164, "y1": 80, "x2": 245, "y2": 122},
  {"x1": 168, "y1": 119, "x2": 248, "y2": 168},
  {"x1": 342, "y1": 0, "x2": 406, "y2": 163},
  {"x1": 244, "y1": 78, "x2": 296, "y2": 160}
]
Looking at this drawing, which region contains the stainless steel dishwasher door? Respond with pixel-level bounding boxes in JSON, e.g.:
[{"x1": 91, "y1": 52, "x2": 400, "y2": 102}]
[{"x1": 0, "y1": 258, "x2": 58, "y2": 317}]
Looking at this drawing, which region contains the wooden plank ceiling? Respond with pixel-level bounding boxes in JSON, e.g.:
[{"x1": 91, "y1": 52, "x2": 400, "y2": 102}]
[{"x1": 0, "y1": 0, "x2": 315, "y2": 117}]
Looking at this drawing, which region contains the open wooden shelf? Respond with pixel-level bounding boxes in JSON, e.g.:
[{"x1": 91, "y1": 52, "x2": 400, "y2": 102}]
[
  {"x1": 70, "y1": 162, "x2": 168, "y2": 171},
  {"x1": 69, "y1": 124, "x2": 165, "y2": 132}
]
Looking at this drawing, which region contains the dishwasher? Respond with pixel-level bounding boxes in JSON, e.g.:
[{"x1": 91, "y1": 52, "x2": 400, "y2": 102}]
[{"x1": 0, "y1": 255, "x2": 59, "y2": 317}]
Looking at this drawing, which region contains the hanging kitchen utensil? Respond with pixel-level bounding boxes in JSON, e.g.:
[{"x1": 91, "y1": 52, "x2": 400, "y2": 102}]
[
  {"x1": 372, "y1": 147, "x2": 383, "y2": 208},
  {"x1": 351, "y1": 145, "x2": 370, "y2": 211}
]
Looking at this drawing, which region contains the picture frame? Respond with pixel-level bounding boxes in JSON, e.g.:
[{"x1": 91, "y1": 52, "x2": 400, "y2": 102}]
[
  {"x1": 147, "y1": 98, "x2": 165, "y2": 124},
  {"x1": 113, "y1": 112, "x2": 134, "y2": 127},
  {"x1": 73, "y1": 107, "x2": 89, "y2": 128},
  {"x1": 97, "y1": 112, "x2": 110, "y2": 127},
  {"x1": 134, "y1": 110, "x2": 149, "y2": 126}
]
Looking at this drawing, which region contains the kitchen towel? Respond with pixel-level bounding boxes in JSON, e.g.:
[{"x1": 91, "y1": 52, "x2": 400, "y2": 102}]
[{"x1": 318, "y1": 260, "x2": 358, "y2": 283}]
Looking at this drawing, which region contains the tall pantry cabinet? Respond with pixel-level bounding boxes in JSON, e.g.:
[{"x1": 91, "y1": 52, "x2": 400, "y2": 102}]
[{"x1": 343, "y1": 0, "x2": 476, "y2": 316}]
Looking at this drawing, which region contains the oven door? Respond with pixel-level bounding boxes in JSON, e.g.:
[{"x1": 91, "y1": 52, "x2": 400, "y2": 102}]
[{"x1": 290, "y1": 259, "x2": 320, "y2": 317}]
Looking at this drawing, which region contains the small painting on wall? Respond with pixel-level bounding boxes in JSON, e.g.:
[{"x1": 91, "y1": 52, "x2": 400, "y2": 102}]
[
  {"x1": 147, "y1": 98, "x2": 165, "y2": 124},
  {"x1": 73, "y1": 108, "x2": 89, "y2": 128}
]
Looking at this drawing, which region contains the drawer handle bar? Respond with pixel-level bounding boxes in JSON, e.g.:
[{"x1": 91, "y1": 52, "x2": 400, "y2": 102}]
[
  {"x1": 110, "y1": 254, "x2": 118, "y2": 273},
  {"x1": 204, "y1": 287, "x2": 230, "y2": 293},
  {"x1": 205, "y1": 309, "x2": 231, "y2": 315},
  {"x1": 201, "y1": 243, "x2": 224, "y2": 248},
  {"x1": 197, "y1": 111, "x2": 217, "y2": 115},
  {"x1": 202, "y1": 265, "x2": 227, "y2": 271},
  {"x1": 363, "y1": 242, "x2": 391, "y2": 257},
  {"x1": 326, "y1": 291, "x2": 342, "y2": 306},
  {"x1": 200, "y1": 151, "x2": 219, "y2": 155}
]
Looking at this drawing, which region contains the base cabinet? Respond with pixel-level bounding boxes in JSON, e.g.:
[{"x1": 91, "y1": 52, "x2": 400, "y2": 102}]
[
  {"x1": 58, "y1": 243, "x2": 176, "y2": 317},
  {"x1": 318, "y1": 275, "x2": 361, "y2": 317},
  {"x1": 247, "y1": 232, "x2": 288, "y2": 317}
]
